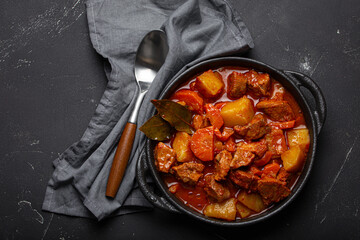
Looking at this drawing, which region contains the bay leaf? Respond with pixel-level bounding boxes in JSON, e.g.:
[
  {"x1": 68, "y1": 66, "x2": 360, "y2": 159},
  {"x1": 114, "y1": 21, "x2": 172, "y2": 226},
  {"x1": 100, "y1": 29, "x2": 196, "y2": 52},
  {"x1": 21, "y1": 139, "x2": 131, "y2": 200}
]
[
  {"x1": 139, "y1": 114, "x2": 173, "y2": 141},
  {"x1": 151, "y1": 100, "x2": 193, "y2": 134}
]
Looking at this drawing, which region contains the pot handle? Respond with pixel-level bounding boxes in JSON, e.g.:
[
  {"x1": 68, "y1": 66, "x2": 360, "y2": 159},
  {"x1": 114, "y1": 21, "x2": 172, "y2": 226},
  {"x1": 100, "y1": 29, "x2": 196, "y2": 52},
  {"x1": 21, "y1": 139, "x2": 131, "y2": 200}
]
[
  {"x1": 283, "y1": 70, "x2": 327, "y2": 135},
  {"x1": 136, "y1": 149, "x2": 179, "y2": 213}
]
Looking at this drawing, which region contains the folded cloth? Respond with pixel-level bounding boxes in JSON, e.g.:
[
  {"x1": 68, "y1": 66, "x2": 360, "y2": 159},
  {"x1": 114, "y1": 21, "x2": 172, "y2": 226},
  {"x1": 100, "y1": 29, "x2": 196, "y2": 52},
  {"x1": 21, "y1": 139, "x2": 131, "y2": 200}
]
[{"x1": 42, "y1": 0, "x2": 253, "y2": 220}]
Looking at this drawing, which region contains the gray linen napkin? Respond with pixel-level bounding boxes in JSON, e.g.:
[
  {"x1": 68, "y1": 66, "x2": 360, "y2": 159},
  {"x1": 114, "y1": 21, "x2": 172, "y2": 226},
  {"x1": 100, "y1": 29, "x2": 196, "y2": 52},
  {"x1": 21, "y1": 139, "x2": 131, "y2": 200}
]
[{"x1": 42, "y1": 0, "x2": 253, "y2": 220}]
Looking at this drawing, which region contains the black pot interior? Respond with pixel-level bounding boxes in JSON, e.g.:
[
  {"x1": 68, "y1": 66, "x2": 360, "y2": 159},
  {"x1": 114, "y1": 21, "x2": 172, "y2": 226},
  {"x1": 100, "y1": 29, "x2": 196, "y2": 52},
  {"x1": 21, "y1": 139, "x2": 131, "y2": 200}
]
[{"x1": 146, "y1": 57, "x2": 317, "y2": 226}]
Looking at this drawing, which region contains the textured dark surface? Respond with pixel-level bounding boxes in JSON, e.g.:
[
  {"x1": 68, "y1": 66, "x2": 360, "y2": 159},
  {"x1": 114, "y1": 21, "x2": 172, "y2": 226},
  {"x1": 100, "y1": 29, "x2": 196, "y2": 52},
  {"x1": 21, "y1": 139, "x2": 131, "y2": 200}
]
[{"x1": 0, "y1": 0, "x2": 359, "y2": 239}]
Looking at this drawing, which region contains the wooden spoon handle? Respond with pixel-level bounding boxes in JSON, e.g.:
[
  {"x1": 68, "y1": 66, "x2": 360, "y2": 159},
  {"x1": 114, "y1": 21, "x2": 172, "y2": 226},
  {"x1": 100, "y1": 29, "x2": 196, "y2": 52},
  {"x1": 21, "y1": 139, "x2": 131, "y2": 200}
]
[{"x1": 106, "y1": 122, "x2": 137, "y2": 198}]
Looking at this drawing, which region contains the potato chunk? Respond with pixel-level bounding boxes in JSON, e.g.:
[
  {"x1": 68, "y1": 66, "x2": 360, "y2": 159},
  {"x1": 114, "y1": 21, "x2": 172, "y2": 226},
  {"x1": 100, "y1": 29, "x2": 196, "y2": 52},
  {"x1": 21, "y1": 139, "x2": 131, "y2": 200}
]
[
  {"x1": 203, "y1": 198, "x2": 237, "y2": 221},
  {"x1": 173, "y1": 132, "x2": 194, "y2": 162},
  {"x1": 236, "y1": 202, "x2": 252, "y2": 219},
  {"x1": 220, "y1": 96, "x2": 255, "y2": 127},
  {"x1": 287, "y1": 129, "x2": 310, "y2": 151},
  {"x1": 195, "y1": 70, "x2": 225, "y2": 98},
  {"x1": 237, "y1": 191, "x2": 265, "y2": 213},
  {"x1": 281, "y1": 145, "x2": 305, "y2": 172}
]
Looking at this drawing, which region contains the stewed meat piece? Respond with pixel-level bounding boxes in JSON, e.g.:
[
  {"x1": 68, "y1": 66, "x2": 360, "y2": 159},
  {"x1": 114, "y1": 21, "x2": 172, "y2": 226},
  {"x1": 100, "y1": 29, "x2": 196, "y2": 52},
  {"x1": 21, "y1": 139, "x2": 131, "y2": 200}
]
[
  {"x1": 245, "y1": 70, "x2": 271, "y2": 96},
  {"x1": 229, "y1": 170, "x2": 259, "y2": 192},
  {"x1": 237, "y1": 140, "x2": 268, "y2": 158},
  {"x1": 227, "y1": 71, "x2": 247, "y2": 98},
  {"x1": 256, "y1": 100, "x2": 295, "y2": 122},
  {"x1": 277, "y1": 167, "x2": 290, "y2": 183},
  {"x1": 172, "y1": 162, "x2": 205, "y2": 185},
  {"x1": 230, "y1": 148, "x2": 255, "y2": 169},
  {"x1": 214, "y1": 150, "x2": 232, "y2": 181},
  {"x1": 154, "y1": 142, "x2": 176, "y2": 173},
  {"x1": 230, "y1": 140, "x2": 267, "y2": 168},
  {"x1": 257, "y1": 177, "x2": 291, "y2": 204},
  {"x1": 234, "y1": 114, "x2": 271, "y2": 140},
  {"x1": 204, "y1": 175, "x2": 231, "y2": 202},
  {"x1": 265, "y1": 129, "x2": 287, "y2": 158}
]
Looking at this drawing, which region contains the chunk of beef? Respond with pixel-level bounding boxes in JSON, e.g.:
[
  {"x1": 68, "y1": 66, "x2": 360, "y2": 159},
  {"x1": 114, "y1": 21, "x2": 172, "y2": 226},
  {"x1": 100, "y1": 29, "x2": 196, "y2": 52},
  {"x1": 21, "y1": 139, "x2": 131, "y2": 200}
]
[
  {"x1": 227, "y1": 71, "x2": 247, "y2": 98},
  {"x1": 204, "y1": 175, "x2": 231, "y2": 202},
  {"x1": 237, "y1": 140, "x2": 268, "y2": 158},
  {"x1": 231, "y1": 140, "x2": 267, "y2": 169},
  {"x1": 234, "y1": 114, "x2": 271, "y2": 140},
  {"x1": 154, "y1": 142, "x2": 176, "y2": 173},
  {"x1": 257, "y1": 177, "x2": 291, "y2": 204},
  {"x1": 270, "y1": 82, "x2": 285, "y2": 101},
  {"x1": 172, "y1": 162, "x2": 205, "y2": 185},
  {"x1": 256, "y1": 100, "x2": 295, "y2": 122},
  {"x1": 214, "y1": 150, "x2": 232, "y2": 181},
  {"x1": 229, "y1": 170, "x2": 259, "y2": 192},
  {"x1": 230, "y1": 148, "x2": 255, "y2": 169},
  {"x1": 245, "y1": 70, "x2": 271, "y2": 96},
  {"x1": 277, "y1": 167, "x2": 290, "y2": 183},
  {"x1": 265, "y1": 129, "x2": 287, "y2": 158}
]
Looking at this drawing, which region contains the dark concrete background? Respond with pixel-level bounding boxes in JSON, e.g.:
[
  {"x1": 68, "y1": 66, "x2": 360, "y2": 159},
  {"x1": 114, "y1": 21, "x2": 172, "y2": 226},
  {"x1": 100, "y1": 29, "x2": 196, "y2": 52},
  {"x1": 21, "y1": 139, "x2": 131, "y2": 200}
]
[{"x1": 1, "y1": 0, "x2": 359, "y2": 239}]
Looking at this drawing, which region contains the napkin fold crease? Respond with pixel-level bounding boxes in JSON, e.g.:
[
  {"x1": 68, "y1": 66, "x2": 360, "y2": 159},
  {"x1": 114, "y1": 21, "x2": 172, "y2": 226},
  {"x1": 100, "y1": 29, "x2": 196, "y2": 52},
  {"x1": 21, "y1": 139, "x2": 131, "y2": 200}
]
[{"x1": 42, "y1": 0, "x2": 253, "y2": 220}]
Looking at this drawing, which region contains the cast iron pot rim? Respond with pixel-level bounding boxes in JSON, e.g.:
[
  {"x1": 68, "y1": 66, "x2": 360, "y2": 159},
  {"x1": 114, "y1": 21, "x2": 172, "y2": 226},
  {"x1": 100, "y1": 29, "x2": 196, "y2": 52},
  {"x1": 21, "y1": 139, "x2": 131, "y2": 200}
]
[{"x1": 145, "y1": 56, "x2": 318, "y2": 226}]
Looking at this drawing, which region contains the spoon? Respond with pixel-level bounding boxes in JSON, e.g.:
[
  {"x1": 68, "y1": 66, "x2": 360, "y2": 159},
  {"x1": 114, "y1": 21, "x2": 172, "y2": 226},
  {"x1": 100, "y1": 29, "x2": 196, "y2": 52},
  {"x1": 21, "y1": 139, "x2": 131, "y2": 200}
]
[{"x1": 106, "y1": 30, "x2": 169, "y2": 198}]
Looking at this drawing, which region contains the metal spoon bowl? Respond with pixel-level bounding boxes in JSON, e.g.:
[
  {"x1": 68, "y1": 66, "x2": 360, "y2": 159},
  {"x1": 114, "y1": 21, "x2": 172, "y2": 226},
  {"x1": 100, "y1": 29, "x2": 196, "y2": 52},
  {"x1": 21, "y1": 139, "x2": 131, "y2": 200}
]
[{"x1": 106, "y1": 30, "x2": 168, "y2": 198}]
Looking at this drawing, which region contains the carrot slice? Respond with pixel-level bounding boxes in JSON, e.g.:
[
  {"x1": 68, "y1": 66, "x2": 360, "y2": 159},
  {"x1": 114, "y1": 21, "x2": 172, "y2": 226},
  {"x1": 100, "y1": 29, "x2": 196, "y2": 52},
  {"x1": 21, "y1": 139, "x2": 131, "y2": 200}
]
[
  {"x1": 190, "y1": 126, "x2": 214, "y2": 161},
  {"x1": 173, "y1": 89, "x2": 204, "y2": 113},
  {"x1": 269, "y1": 120, "x2": 295, "y2": 129},
  {"x1": 250, "y1": 166, "x2": 262, "y2": 177},
  {"x1": 262, "y1": 162, "x2": 281, "y2": 178},
  {"x1": 254, "y1": 151, "x2": 273, "y2": 167},
  {"x1": 169, "y1": 184, "x2": 179, "y2": 193},
  {"x1": 214, "y1": 101, "x2": 229, "y2": 111}
]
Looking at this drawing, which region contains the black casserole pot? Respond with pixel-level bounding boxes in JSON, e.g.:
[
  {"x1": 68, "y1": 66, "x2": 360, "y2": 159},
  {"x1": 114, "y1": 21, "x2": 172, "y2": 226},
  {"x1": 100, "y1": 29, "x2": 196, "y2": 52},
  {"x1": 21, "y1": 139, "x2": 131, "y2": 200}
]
[{"x1": 136, "y1": 57, "x2": 326, "y2": 226}]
